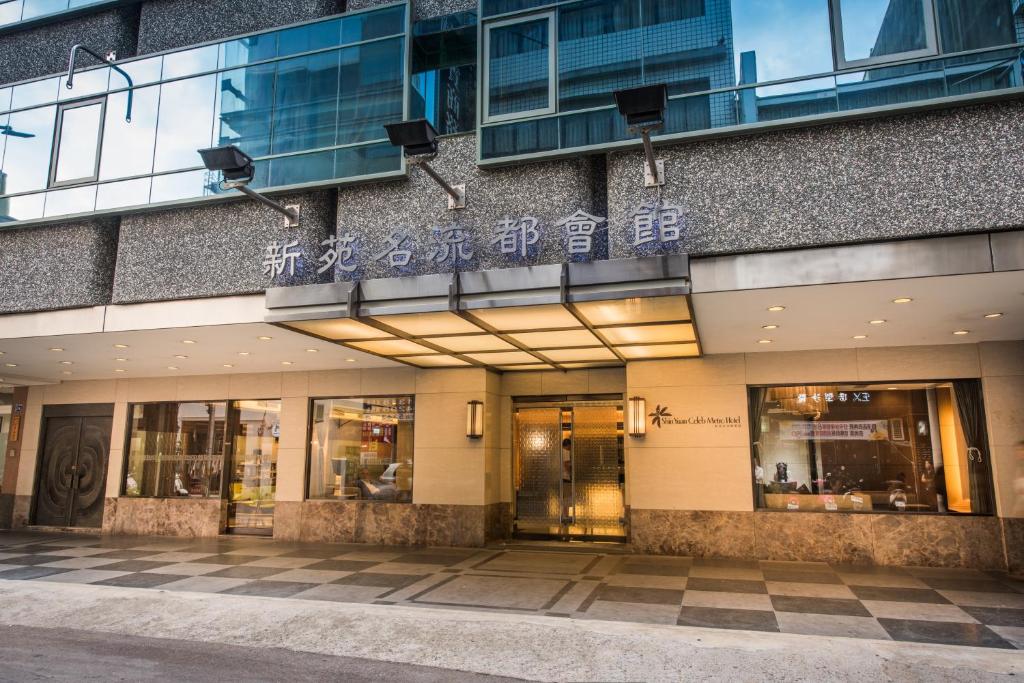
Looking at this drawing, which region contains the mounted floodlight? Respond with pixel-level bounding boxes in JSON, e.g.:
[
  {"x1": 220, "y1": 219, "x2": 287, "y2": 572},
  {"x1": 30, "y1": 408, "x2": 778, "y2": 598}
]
[
  {"x1": 613, "y1": 84, "x2": 669, "y2": 188},
  {"x1": 384, "y1": 119, "x2": 466, "y2": 210},
  {"x1": 198, "y1": 144, "x2": 300, "y2": 228}
]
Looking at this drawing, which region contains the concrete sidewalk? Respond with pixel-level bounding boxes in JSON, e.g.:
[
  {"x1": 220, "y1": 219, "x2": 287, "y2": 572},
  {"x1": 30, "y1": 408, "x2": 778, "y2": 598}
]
[{"x1": 0, "y1": 580, "x2": 1019, "y2": 682}]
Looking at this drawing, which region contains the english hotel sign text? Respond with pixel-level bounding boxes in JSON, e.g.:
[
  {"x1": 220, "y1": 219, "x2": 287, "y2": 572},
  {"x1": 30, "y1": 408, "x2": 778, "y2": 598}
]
[
  {"x1": 649, "y1": 405, "x2": 742, "y2": 429},
  {"x1": 261, "y1": 199, "x2": 688, "y2": 281}
]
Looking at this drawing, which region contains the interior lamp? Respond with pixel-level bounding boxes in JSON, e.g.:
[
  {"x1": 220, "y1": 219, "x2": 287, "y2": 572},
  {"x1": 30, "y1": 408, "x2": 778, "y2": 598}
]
[
  {"x1": 466, "y1": 400, "x2": 484, "y2": 439},
  {"x1": 627, "y1": 396, "x2": 647, "y2": 438}
]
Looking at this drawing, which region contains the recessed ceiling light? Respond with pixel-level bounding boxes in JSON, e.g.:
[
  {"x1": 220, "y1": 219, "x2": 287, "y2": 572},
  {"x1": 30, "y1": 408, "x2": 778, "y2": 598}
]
[
  {"x1": 257, "y1": 336, "x2": 273, "y2": 341},
  {"x1": 114, "y1": 368, "x2": 126, "y2": 373},
  {"x1": 174, "y1": 355, "x2": 188, "y2": 359},
  {"x1": 869, "y1": 320, "x2": 886, "y2": 325},
  {"x1": 167, "y1": 366, "x2": 179, "y2": 370},
  {"x1": 984, "y1": 312, "x2": 1003, "y2": 319},
  {"x1": 892, "y1": 297, "x2": 913, "y2": 304},
  {"x1": 182, "y1": 340, "x2": 196, "y2": 345},
  {"x1": 852, "y1": 335, "x2": 868, "y2": 340},
  {"x1": 888, "y1": 387, "x2": 898, "y2": 390},
  {"x1": 114, "y1": 358, "x2": 128, "y2": 362},
  {"x1": 345, "y1": 358, "x2": 357, "y2": 363},
  {"x1": 757, "y1": 339, "x2": 772, "y2": 344},
  {"x1": 305, "y1": 348, "x2": 318, "y2": 353},
  {"x1": 766, "y1": 306, "x2": 785, "y2": 312},
  {"x1": 0, "y1": 351, "x2": 5, "y2": 355},
  {"x1": 761, "y1": 324, "x2": 778, "y2": 330},
  {"x1": 61, "y1": 371, "x2": 72, "y2": 376},
  {"x1": 222, "y1": 364, "x2": 234, "y2": 368},
  {"x1": 238, "y1": 352, "x2": 251, "y2": 356},
  {"x1": 4, "y1": 363, "x2": 16, "y2": 367},
  {"x1": 281, "y1": 361, "x2": 294, "y2": 366},
  {"x1": 59, "y1": 361, "x2": 73, "y2": 366},
  {"x1": 49, "y1": 347, "x2": 64, "y2": 352},
  {"x1": 953, "y1": 330, "x2": 970, "y2": 335},
  {"x1": 113, "y1": 344, "x2": 129, "y2": 349}
]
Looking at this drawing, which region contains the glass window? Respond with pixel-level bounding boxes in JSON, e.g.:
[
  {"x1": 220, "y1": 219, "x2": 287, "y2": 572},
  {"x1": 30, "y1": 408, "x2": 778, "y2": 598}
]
[
  {"x1": 152, "y1": 75, "x2": 216, "y2": 172},
  {"x1": 308, "y1": 397, "x2": 415, "y2": 502},
  {"x1": 750, "y1": 382, "x2": 994, "y2": 514},
  {"x1": 1, "y1": 105, "x2": 57, "y2": 194},
  {"x1": 279, "y1": 18, "x2": 342, "y2": 58},
  {"x1": 340, "y1": 3, "x2": 406, "y2": 43},
  {"x1": 43, "y1": 184, "x2": 95, "y2": 216},
  {"x1": 226, "y1": 399, "x2": 280, "y2": 533},
  {"x1": 485, "y1": 14, "x2": 556, "y2": 121},
  {"x1": 216, "y1": 63, "x2": 275, "y2": 157},
  {"x1": 219, "y1": 32, "x2": 278, "y2": 69},
  {"x1": 337, "y1": 37, "x2": 405, "y2": 145},
  {"x1": 51, "y1": 99, "x2": 104, "y2": 186},
  {"x1": 832, "y1": 0, "x2": 938, "y2": 68},
  {"x1": 123, "y1": 402, "x2": 227, "y2": 498},
  {"x1": 21, "y1": 0, "x2": 65, "y2": 20},
  {"x1": 0, "y1": 1, "x2": 24, "y2": 26},
  {"x1": 732, "y1": 0, "x2": 833, "y2": 84},
  {"x1": 411, "y1": 11, "x2": 477, "y2": 135},
  {"x1": 558, "y1": 0, "x2": 641, "y2": 112},
  {"x1": 99, "y1": 85, "x2": 158, "y2": 181},
  {"x1": 935, "y1": 0, "x2": 1015, "y2": 52},
  {"x1": 272, "y1": 50, "x2": 341, "y2": 154}
]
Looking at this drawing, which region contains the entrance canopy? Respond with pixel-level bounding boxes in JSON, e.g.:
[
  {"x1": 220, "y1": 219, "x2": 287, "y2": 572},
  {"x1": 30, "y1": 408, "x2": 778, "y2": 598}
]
[{"x1": 266, "y1": 255, "x2": 699, "y2": 371}]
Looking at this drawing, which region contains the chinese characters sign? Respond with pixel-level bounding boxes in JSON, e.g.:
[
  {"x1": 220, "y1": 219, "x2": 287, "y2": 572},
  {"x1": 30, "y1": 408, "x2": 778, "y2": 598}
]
[{"x1": 262, "y1": 199, "x2": 688, "y2": 282}]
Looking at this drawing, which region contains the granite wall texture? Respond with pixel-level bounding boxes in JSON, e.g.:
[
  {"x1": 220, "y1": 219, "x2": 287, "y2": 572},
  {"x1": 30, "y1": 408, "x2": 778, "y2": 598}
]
[
  {"x1": 136, "y1": 0, "x2": 341, "y2": 54},
  {"x1": 113, "y1": 190, "x2": 334, "y2": 303},
  {"x1": 274, "y1": 500, "x2": 499, "y2": 546},
  {"x1": 0, "y1": 6, "x2": 140, "y2": 86},
  {"x1": 347, "y1": 0, "x2": 475, "y2": 20},
  {"x1": 607, "y1": 100, "x2": 1024, "y2": 258},
  {"x1": 0, "y1": 494, "x2": 13, "y2": 529},
  {"x1": 0, "y1": 219, "x2": 117, "y2": 314},
  {"x1": 1003, "y1": 518, "x2": 1024, "y2": 575},
  {"x1": 332, "y1": 134, "x2": 605, "y2": 281},
  {"x1": 102, "y1": 497, "x2": 223, "y2": 537},
  {"x1": 630, "y1": 510, "x2": 1009, "y2": 570}
]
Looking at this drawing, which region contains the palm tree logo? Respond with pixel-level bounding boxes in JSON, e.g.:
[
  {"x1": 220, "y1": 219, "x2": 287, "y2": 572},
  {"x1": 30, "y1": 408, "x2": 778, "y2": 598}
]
[{"x1": 649, "y1": 405, "x2": 672, "y2": 428}]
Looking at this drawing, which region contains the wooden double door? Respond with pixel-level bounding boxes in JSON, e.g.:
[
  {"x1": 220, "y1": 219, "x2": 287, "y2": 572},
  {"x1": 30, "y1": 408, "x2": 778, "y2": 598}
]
[{"x1": 34, "y1": 404, "x2": 113, "y2": 528}]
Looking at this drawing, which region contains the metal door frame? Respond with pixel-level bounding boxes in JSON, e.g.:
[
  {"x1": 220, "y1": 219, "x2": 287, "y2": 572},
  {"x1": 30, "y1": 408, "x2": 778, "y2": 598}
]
[
  {"x1": 512, "y1": 394, "x2": 625, "y2": 542},
  {"x1": 31, "y1": 403, "x2": 114, "y2": 528},
  {"x1": 223, "y1": 398, "x2": 280, "y2": 536}
]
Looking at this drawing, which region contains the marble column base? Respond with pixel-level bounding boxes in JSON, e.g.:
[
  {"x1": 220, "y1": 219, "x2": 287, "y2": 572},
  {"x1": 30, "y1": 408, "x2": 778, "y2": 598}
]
[
  {"x1": 103, "y1": 497, "x2": 223, "y2": 537},
  {"x1": 274, "y1": 501, "x2": 499, "y2": 547},
  {"x1": 631, "y1": 509, "x2": 1008, "y2": 569},
  {"x1": 0, "y1": 493, "x2": 13, "y2": 529},
  {"x1": 11, "y1": 495, "x2": 31, "y2": 528},
  {"x1": 1002, "y1": 517, "x2": 1024, "y2": 576}
]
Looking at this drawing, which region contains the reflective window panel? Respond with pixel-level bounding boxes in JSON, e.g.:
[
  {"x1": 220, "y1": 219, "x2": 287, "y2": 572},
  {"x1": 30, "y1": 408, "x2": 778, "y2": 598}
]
[
  {"x1": 123, "y1": 402, "x2": 227, "y2": 499},
  {"x1": 750, "y1": 382, "x2": 995, "y2": 514},
  {"x1": 487, "y1": 15, "x2": 554, "y2": 118},
  {"x1": 52, "y1": 100, "x2": 104, "y2": 184},
  {"x1": 308, "y1": 397, "x2": 415, "y2": 503}
]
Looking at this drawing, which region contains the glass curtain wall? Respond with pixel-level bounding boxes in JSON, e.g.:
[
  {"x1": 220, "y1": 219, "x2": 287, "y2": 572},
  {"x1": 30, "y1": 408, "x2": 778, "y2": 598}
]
[
  {"x1": 308, "y1": 397, "x2": 414, "y2": 502},
  {"x1": 0, "y1": 3, "x2": 407, "y2": 224},
  {"x1": 749, "y1": 382, "x2": 995, "y2": 514},
  {"x1": 0, "y1": 0, "x2": 114, "y2": 28},
  {"x1": 479, "y1": 0, "x2": 1023, "y2": 161}
]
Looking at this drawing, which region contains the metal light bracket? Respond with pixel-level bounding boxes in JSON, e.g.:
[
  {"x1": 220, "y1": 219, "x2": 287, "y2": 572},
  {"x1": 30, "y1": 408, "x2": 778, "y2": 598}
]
[
  {"x1": 408, "y1": 155, "x2": 467, "y2": 210},
  {"x1": 67, "y1": 44, "x2": 134, "y2": 122},
  {"x1": 223, "y1": 180, "x2": 301, "y2": 228},
  {"x1": 632, "y1": 126, "x2": 666, "y2": 187}
]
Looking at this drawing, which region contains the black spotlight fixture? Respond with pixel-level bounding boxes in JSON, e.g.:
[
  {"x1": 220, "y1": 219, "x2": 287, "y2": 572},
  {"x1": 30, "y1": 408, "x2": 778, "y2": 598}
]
[
  {"x1": 198, "y1": 144, "x2": 300, "y2": 227},
  {"x1": 384, "y1": 119, "x2": 466, "y2": 210},
  {"x1": 613, "y1": 84, "x2": 668, "y2": 187}
]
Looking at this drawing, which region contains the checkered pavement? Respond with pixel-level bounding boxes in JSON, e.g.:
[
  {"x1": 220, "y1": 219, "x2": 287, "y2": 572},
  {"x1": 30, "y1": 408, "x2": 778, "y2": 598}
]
[{"x1": 1, "y1": 532, "x2": 1021, "y2": 649}]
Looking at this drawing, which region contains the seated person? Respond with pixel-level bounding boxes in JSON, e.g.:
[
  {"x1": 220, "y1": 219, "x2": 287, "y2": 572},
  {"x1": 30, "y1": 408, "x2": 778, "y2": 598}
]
[{"x1": 356, "y1": 467, "x2": 397, "y2": 501}]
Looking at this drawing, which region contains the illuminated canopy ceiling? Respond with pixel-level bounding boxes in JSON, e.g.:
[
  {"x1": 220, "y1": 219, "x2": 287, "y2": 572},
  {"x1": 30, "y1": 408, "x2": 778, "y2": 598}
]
[{"x1": 266, "y1": 255, "x2": 699, "y2": 371}]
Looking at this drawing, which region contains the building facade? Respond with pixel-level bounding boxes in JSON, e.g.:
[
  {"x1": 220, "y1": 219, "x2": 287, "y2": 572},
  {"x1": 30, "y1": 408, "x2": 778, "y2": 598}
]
[{"x1": 0, "y1": 0, "x2": 1022, "y2": 572}]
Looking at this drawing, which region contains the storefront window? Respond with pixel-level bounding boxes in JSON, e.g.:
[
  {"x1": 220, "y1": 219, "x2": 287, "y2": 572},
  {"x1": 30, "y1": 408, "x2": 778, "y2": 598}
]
[
  {"x1": 123, "y1": 402, "x2": 226, "y2": 498},
  {"x1": 749, "y1": 381, "x2": 994, "y2": 514},
  {"x1": 308, "y1": 397, "x2": 414, "y2": 503}
]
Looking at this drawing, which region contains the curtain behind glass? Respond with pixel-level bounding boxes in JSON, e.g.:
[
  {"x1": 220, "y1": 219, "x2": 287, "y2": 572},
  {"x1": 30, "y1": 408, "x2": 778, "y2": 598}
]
[
  {"x1": 936, "y1": 0, "x2": 1015, "y2": 53},
  {"x1": 748, "y1": 387, "x2": 768, "y2": 508},
  {"x1": 952, "y1": 379, "x2": 994, "y2": 514}
]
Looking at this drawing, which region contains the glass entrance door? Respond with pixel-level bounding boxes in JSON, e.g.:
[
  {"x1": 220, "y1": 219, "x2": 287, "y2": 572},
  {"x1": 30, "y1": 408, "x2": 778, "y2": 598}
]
[
  {"x1": 513, "y1": 400, "x2": 625, "y2": 540},
  {"x1": 225, "y1": 399, "x2": 280, "y2": 535}
]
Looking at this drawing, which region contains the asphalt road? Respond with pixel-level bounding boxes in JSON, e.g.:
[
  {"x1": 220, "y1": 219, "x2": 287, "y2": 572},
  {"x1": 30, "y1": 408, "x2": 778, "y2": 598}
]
[{"x1": 0, "y1": 625, "x2": 522, "y2": 682}]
